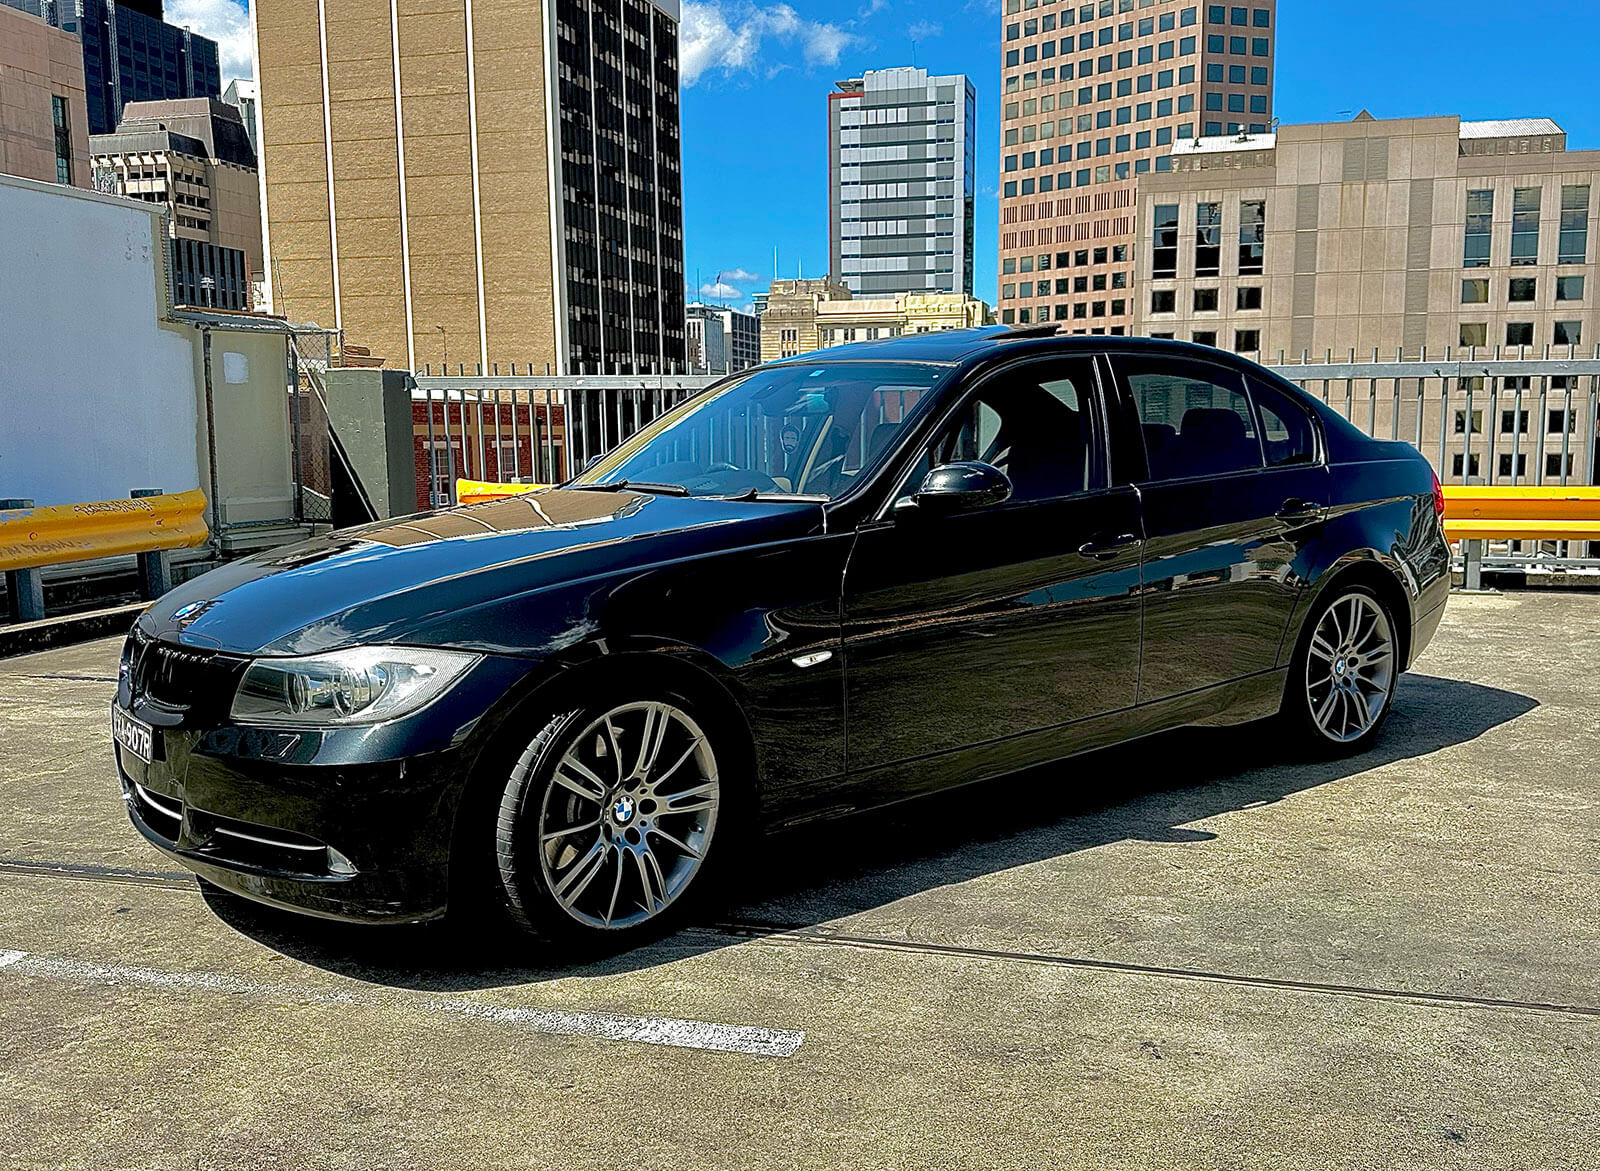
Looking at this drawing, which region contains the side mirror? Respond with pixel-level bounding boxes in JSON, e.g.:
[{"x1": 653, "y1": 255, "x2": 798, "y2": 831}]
[{"x1": 900, "y1": 461, "x2": 1013, "y2": 519}]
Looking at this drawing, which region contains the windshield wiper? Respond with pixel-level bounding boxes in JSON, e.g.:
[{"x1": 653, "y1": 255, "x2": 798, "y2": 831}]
[{"x1": 580, "y1": 479, "x2": 690, "y2": 497}]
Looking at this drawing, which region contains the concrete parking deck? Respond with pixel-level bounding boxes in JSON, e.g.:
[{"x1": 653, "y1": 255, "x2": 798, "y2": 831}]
[{"x1": 0, "y1": 593, "x2": 1595, "y2": 1170}]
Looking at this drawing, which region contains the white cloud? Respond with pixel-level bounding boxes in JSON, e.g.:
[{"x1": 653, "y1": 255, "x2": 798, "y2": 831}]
[
  {"x1": 167, "y1": 0, "x2": 254, "y2": 81},
  {"x1": 700, "y1": 281, "x2": 742, "y2": 299},
  {"x1": 681, "y1": 2, "x2": 859, "y2": 86},
  {"x1": 717, "y1": 267, "x2": 761, "y2": 282},
  {"x1": 907, "y1": 19, "x2": 942, "y2": 39}
]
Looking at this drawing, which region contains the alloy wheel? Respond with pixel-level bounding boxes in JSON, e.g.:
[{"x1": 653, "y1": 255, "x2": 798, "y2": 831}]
[
  {"x1": 1305, "y1": 593, "x2": 1395, "y2": 744},
  {"x1": 534, "y1": 702, "x2": 720, "y2": 929}
]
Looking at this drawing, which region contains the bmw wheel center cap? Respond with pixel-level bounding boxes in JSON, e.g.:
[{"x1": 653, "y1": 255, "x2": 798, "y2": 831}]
[{"x1": 612, "y1": 794, "x2": 636, "y2": 824}]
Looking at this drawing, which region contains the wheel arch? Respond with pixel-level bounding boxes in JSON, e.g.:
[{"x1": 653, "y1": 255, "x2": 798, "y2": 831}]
[{"x1": 1289, "y1": 554, "x2": 1415, "y2": 674}]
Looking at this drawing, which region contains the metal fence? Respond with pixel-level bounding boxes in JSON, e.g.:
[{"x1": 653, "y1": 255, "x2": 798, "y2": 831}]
[
  {"x1": 406, "y1": 351, "x2": 1598, "y2": 575},
  {"x1": 411, "y1": 373, "x2": 719, "y2": 508}
]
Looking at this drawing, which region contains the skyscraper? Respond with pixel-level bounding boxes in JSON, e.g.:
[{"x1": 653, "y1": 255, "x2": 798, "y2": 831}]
[
  {"x1": 29, "y1": 0, "x2": 224, "y2": 135},
  {"x1": 830, "y1": 67, "x2": 976, "y2": 298},
  {"x1": 996, "y1": 0, "x2": 1274, "y2": 330},
  {"x1": 253, "y1": 0, "x2": 686, "y2": 375},
  {"x1": 222, "y1": 78, "x2": 257, "y2": 158}
]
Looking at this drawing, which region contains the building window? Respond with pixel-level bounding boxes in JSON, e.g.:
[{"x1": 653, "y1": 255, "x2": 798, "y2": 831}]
[
  {"x1": 1236, "y1": 286, "x2": 1262, "y2": 310},
  {"x1": 1451, "y1": 453, "x2": 1481, "y2": 479},
  {"x1": 1193, "y1": 288, "x2": 1219, "y2": 311},
  {"x1": 1459, "y1": 323, "x2": 1487, "y2": 348},
  {"x1": 1549, "y1": 408, "x2": 1576, "y2": 434},
  {"x1": 51, "y1": 96, "x2": 73, "y2": 185},
  {"x1": 1195, "y1": 201, "x2": 1221, "y2": 276},
  {"x1": 1506, "y1": 322, "x2": 1534, "y2": 347},
  {"x1": 1238, "y1": 199, "x2": 1265, "y2": 274},
  {"x1": 1554, "y1": 320, "x2": 1583, "y2": 347},
  {"x1": 1234, "y1": 329, "x2": 1260, "y2": 353},
  {"x1": 1151, "y1": 289, "x2": 1175, "y2": 313},
  {"x1": 1559, "y1": 184, "x2": 1590, "y2": 264},
  {"x1": 1461, "y1": 279, "x2": 1488, "y2": 304},
  {"x1": 1454, "y1": 409, "x2": 1483, "y2": 435},
  {"x1": 1500, "y1": 409, "x2": 1530, "y2": 435},
  {"x1": 1152, "y1": 204, "x2": 1179, "y2": 278},
  {"x1": 1547, "y1": 452, "x2": 1574, "y2": 479},
  {"x1": 1192, "y1": 330, "x2": 1218, "y2": 347},
  {"x1": 1556, "y1": 275, "x2": 1585, "y2": 301},
  {"x1": 1497, "y1": 453, "x2": 1527, "y2": 479},
  {"x1": 1463, "y1": 190, "x2": 1492, "y2": 268},
  {"x1": 1508, "y1": 277, "x2": 1537, "y2": 302},
  {"x1": 1510, "y1": 187, "x2": 1540, "y2": 266}
]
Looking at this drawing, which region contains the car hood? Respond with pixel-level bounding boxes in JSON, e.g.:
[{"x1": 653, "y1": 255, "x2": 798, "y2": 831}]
[{"x1": 142, "y1": 488, "x2": 824, "y2": 656}]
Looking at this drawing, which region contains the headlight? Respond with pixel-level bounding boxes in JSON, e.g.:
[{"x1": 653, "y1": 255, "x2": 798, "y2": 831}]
[{"x1": 230, "y1": 646, "x2": 480, "y2": 727}]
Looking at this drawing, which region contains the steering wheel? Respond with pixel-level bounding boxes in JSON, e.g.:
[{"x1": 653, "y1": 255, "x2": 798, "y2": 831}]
[{"x1": 804, "y1": 454, "x2": 848, "y2": 495}]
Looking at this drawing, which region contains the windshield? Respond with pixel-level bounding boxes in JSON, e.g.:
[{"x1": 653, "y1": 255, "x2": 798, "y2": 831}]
[{"x1": 570, "y1": 362, "x2": 948, "y2": 499}]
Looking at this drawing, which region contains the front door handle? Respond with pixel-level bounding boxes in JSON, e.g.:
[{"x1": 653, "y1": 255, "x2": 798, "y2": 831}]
[
  {"x1": 1275, "y1": 498, "x2": 1327, "y2": 525},
  {"x1": 1078, "y1": 532, "x2": 1141, "y2": 560}
]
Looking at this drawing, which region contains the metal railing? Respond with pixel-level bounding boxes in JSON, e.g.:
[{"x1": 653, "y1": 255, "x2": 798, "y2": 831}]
[
  {"x1": 411, "y1": 372, "x2": 719, "y2": 508},
  {"x1": 404, "y1": 351, "x2": 1599, "y2": 578},
  {"x1": 1267, "y1": 346, "x2": 1600, "y2": 578}
]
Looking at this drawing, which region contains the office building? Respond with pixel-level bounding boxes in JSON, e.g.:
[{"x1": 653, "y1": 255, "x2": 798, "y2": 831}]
[
  {"x1": 997, "y1": 0, "x2": 1275, "y2": 330},
  {"x1": 830, "y1": 67, "x2": 976, "y2": 298},
  {"x1": 760, "y1": 279, "x2": 989, "y2": 360},
  {"x1": 687, "y1": 301, "x2": 759, "y2": 372},
  {"x1": 0, "y1": 1, "x2": 91, "y2": 186},
  {"x1": 28, "y1": 0, "x2": 223, "y2": 136},
  {"x1": 254, "y1": 0, "x2": 687, "y2": 375},
  {"x1": 222, "y1": 78, "x2": 257, "y2": 158},
  {"x1": 1132, "y1": 112, "x2": 1598, "y2": 483},
  {"x1": 91, "y1": 97, "x2": 262, "y2": 297}
]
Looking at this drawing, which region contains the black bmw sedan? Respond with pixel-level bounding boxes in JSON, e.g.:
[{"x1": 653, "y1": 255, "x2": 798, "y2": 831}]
[{"x1": 113, "y1": 329, "x2": 1450, "y2": 945}]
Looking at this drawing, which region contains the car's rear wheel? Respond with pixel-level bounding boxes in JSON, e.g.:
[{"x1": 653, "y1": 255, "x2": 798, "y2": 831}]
[
  {"x1": 1284, "y1": 583, "x2": 1398, "y2": 753},
  {"x1": 493, "y1": 695, "x2": 727, "y2": 944}
]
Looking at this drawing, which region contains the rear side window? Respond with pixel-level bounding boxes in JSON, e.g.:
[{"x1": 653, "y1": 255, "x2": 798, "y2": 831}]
[
  {"x1": 1251, "y1": 379, "x2": 1317, "y2": 467},
  {"x1": 1119, "y1": 359, "x2": 1262, "y2": 481}
]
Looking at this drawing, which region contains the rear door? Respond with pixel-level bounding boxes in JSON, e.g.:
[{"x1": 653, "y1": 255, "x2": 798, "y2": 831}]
[
  {"x1": 841, "y1": 355, "x2": 1144, "y2": 785},
  {"x1": 1105, "y1": 352, "x2": 1329, "y2": 704}
]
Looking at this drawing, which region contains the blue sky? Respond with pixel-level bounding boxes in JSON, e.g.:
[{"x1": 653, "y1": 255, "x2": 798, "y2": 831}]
[
  {"x1": 679, "y1": 0, "x2": 1600, "y2": 309},
  {"x1": 211, "y1": 0, "x2": 1600, "y2": 312}
]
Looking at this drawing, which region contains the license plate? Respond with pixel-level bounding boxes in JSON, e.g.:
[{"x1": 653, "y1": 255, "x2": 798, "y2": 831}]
[{"x1": 110, "y1": 703, "x2": 154, "y2": 764}]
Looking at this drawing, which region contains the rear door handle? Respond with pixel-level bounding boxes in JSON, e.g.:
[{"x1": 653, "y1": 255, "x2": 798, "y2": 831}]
[
  {"x1": 1078, "y1": 532, "x2": 1141, "y2": 560},
  {"x1": 1275, "y1": 498, "x2": 1327, "y2": 525}
]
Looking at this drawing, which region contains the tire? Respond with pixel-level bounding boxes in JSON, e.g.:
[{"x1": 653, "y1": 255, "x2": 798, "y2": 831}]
[
  {"x1": 1281, "y1": 582, "x2": 1400, "y2": 755},
  {"x1": 491, "y1": 690, "x2": 734, "y2": 947}
]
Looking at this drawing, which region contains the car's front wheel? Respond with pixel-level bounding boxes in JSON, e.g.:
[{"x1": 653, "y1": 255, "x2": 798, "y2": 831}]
[
  {"x1": 493, "y1": 695, "x2": 726, "y2": 944},
  {"x1": 1283, "y1": 583, "x2": 1399, "y2": 753}
]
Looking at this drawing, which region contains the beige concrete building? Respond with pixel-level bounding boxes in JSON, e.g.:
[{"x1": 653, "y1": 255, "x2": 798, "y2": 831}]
[
  {"x1": 760, "y1": 280, "x2": 991, "y2": 360},
  {"x1": 252, "y1": 0, "x2": 686, "y2": 375},
  {"x1": 91, "y1": 99, "x2": 263, "y2": 284},
  {"x1": 997, "y1": 0, "x2": 1274, "y2": 331},
  {"x1": 759, "y1": 278, "x2": 852, "y2": 361},
  {"x1": 1133, "y1": 112, "x2": 1599, "y2": 483},
  {"x1": 0, "y1": 2, "x2": 91, "y2": 187}
]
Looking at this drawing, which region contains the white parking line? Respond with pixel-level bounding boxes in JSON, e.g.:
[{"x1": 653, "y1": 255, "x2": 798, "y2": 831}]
[{"x1": 0, "y1": 948, "x2": 803, "y2": 1058}]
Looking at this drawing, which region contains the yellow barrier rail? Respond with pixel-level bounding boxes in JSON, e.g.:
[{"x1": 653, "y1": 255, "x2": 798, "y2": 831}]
[
  {"x1": 1441, "y1": 484, "x2": 1600, "y2": 542},
  {"x1": 0, "y1": 489, "x2": 210, "y2": 574},
  {"x1": 454, "y1": 479, "x2": 548, "y2": 505}
]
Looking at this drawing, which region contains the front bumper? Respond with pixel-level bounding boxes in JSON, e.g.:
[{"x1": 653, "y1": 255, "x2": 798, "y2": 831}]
[
  {"x1": 112, "y1": 633, "x2": 538, "y2": 923},
  {"x1": 117, "y1": 741, "x2": 461, "y2": 923}
]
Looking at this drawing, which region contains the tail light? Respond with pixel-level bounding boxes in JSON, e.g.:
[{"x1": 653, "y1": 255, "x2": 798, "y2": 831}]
[{"x1": 1432, "y1": 471, "x2": 1446, "y2": 519}]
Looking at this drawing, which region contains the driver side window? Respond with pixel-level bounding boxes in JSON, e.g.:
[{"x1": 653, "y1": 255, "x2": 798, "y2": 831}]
[{"x1": 906, "y1": 360, "x2": 1102, "y2": 505}]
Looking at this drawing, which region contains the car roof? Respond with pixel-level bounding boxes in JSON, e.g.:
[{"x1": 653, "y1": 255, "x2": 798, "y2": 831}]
[{"x1": 764, "y1": 327, "x2": 1252, "y2": 370}]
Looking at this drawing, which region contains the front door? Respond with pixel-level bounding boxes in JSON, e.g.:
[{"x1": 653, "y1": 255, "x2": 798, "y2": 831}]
[
  {"x1": 840, "y1": 355, "x2": 1144, "y2": 793},
  {"x1": 1105, "y1": 353, "x2": 1329, "y2": 704}
]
